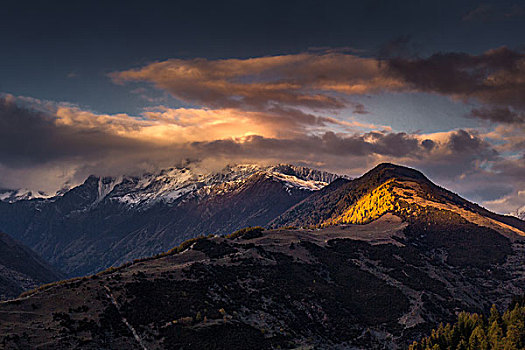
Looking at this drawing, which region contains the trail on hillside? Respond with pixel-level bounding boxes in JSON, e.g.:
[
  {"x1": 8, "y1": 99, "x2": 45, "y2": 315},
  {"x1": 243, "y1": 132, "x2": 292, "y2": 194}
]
[{"x1": 104, "y1": 285, "x2": 149, "y2": 350}]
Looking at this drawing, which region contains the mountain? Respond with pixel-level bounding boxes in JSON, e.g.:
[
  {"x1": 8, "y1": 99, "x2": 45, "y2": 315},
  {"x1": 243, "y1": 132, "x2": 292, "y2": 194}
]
[
  {"x1": 510, "y1": 206, "x2": 525, "y2": 221},
  {"x1": 0, "y1": 188, "x2": 53, "y2": 203},
  {"x1": 0, "y1": 164, "x2": 341, "y2": 277},
  {"x1": 0, "y1": 163, "x2": 523, "y2": 349},
  {"x1": 0, "y1": 231, "x2": 63, "y2": 300},
  {"x1": 273, "y1": 163, "x2": 525, "y2": 268},
  {"x1": 272, "y1": 163, "x2": 525, "y2": 231}
]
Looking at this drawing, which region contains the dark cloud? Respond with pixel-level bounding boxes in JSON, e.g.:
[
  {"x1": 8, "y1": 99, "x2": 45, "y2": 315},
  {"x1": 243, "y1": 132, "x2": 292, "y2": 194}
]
[
  {"x1": 351, "y1": 103, "x2": 369, "y2": 114},
  {"x1": 190, "y1": 131, "x2": 429, "y2": 160},
  {"x1": 402, "y1": 130, "x2": 500, "y2": 193},
  {"x1": 421, "y1": 139, "x2": 435, "y2": 151},
  {"x1": 469, "y1": 106, "x2": 525, "y2": 123},
  {"x1": 387, "y1": 47, "x2": 525, "y2": 122},
  {"x1": 462, "y1": 3, "x2": 525, "y2": 22},
  {"x1": 377, "y1": 35, "x2": 419, "y2": 59},
  {"x1": 447, "y1": 129, "x2": 496, "y2": 155},
  {"x1": 0, "y1": 96, "x2": 151, "y2": 167}
]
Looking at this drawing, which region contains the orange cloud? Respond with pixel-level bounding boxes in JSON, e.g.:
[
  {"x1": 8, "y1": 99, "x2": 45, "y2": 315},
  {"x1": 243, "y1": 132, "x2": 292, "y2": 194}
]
[
  {"x1": 112, "y1": 48, "x2": 525, "y2": 126},
  {"x1": 110, "y1": 53, "x2": 401, "y2": 112}
]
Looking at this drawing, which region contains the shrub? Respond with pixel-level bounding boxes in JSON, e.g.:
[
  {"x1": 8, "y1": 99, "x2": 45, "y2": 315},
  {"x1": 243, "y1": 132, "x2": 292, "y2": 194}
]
[{"x1": 225, "y1": 226, "x2": 264, "y2": 240}]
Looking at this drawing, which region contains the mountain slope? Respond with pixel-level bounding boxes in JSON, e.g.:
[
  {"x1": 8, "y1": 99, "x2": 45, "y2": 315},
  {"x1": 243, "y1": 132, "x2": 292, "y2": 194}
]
[
  {"x1": 0, "y1": 164, "x2": 340, "y2": 276},
  {"x1": 0, "y1": 231, "x2": 63, "y2": 300},
  {"x1": 0, "y1": 215, "x2": 523, "y2": 349}
]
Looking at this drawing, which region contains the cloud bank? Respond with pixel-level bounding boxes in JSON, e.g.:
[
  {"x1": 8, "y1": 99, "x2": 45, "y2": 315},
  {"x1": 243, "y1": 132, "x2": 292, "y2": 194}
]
[{"x1": 1, "y1": 47, "x2": 525, "y2": 214}]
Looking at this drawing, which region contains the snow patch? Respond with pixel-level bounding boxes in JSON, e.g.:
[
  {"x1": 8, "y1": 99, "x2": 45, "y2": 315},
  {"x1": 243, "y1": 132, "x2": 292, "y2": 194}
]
[{"x1": 0, "y1": 188, "x2": 54, "y2": 203}]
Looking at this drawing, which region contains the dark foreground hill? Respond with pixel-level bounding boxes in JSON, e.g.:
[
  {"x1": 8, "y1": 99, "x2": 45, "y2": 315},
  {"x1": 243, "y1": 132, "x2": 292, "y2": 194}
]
[
  {"x1": 0, "y1": 232, "x2": 63, "y2": 300},
  {"x1": 0, "y1": 220, "x2": 523, "y2": 349},
  {"x1": 0, "y1": 163, "x2": 524, "y2": 349}
]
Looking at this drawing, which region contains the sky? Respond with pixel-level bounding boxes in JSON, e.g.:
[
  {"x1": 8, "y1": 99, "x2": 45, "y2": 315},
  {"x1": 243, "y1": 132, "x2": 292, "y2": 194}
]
[{"x1": 1, "y1": 0, "x2": 525, "y2": 214}]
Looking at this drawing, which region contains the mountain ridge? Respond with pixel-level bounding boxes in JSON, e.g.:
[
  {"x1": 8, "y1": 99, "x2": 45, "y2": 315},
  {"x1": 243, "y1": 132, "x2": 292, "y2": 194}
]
[
  {"x1": 0, "y1": 163, "x2": 343, "y2": 276},
  {"x1": 0, "y1": 163, "x2": 341, "y2": 206}
]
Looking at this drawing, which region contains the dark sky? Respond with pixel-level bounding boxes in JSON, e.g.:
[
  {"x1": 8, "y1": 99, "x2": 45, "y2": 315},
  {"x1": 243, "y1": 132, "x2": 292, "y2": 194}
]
[{"x1": 1, "y1": 0, "x2": 525, "y2": 215}]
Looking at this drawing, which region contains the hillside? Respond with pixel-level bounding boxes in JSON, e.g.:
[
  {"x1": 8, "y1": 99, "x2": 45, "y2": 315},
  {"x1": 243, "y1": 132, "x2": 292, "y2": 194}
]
[
  {"x1": 0, "y1": 164, "x2": 340, "y2": 277},
  {"x1": 0, "y1": 219, "x2": 523, "y2": 349},
  {"x1": 0, "y1": 163, "x2": 524, "y2": 349},
  {"x1": 0, "y1": 232, "x2": 63, "y2": 300}
]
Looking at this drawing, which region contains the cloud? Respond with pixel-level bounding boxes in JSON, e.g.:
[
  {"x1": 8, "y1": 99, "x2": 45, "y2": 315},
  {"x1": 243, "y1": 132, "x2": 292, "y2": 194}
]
[
  {"x1": 481, "y1": 155, "x2": 525, "y2": 213},
  {"x1": 3, "y1": 46, "x2": 525, "y2": 213},
  {"x1": 110, "y1": 53, "x2": 404, "y2": 114},
  {"x1": 0, "y1": 96, "x2": 151, "y2": 168},
  {"x1": 462, "y1": 3, "x2": 525, "y2": 22},
  {"x1": 387, "y1": 47, "x2": 525, "y2": 117},
  {"x1": 462, "y1": 4, "x2": 495, "y2": 22},
  {"x1": 113, "y1": 48, "x2": 525, "y2": 126},
  {"x1": 468, "y1": 106, "x2": 525, "y2": 123},
  {"x1": 377, "y1": 35, "x2": 419, "y2": 59},
  {"x1": 189, "y1": 131, "x2": 428, "y2": 160},
  {"x1": 351, "y1": 103, "x2": 369, "y2": 114},
  {"x1": 1, "y1": 94, "x2": 500, "y2": 196},
  {"x1": 409, "y1": 129, "x2": 499, "y2": 178},
  {"x1": 2, "y1": 93, "x2": 522, "y2": 214}
]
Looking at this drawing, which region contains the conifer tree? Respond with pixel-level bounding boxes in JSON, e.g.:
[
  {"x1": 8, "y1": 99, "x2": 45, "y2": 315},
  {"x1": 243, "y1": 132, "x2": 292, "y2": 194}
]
[
  {"x1": 488, "y1": 320, "x2": 503, "y2": 349},
  {"x1": 488, "y1": 304, "x2": 500, "y2": 326}
]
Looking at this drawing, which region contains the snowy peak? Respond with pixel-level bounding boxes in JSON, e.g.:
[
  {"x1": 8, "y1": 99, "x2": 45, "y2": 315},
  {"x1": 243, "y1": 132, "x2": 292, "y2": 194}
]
[
  {"x1": 48, "y1": 164, "x2": 343, "y2": 208},
  {"x1": 0, "y1": 188, "x2": 52, "y2": 203},
  {"x1": 0, "y1": 164, "x2": 342, "y2": 208},
  {"x1": 268, "y1": 164, "x2": 342, "y2": 183},
  {"x1": 510, "y1": 206, "x2": 525, "y2": 221}
]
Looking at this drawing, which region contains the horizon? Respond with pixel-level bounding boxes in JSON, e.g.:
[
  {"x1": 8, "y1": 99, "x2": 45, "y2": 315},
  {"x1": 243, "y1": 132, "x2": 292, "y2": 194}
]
[{"x1": 1, "y1": 0, "x2": 525, "y2": 215}]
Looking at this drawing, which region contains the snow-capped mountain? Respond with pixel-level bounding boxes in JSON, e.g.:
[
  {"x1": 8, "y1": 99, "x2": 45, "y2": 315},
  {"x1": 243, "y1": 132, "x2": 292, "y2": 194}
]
[
  {"x1": 0, "y1": 164, "x2": 340, "y2": 207},
  {"x1": 0, "y1": 188, "x2": 53, "y2": 203},
  {"x1": 88, "y1": 164, "x2": 340, "y2": 208},
  {"x1": 0, "y1": 164, "x2": 343, "y2": 276},
  {"x1": 511, "y1": 205, "x2": 525, "y2": 220}
]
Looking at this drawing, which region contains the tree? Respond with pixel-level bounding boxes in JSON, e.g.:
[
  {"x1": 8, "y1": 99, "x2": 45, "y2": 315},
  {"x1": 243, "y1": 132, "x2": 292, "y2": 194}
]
[
  {"x1": 457, "y1": 339, "x2": 468, "y2": 350},
  {"x1": 488, "y1": 304, "x2": 500, "y2": 326},
  {"x1": 468, "y1": 325, "x2": 488, "y2": 350},
  {"x1": 488, "y1": 320, "x2": 503, "y2": 349}
]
